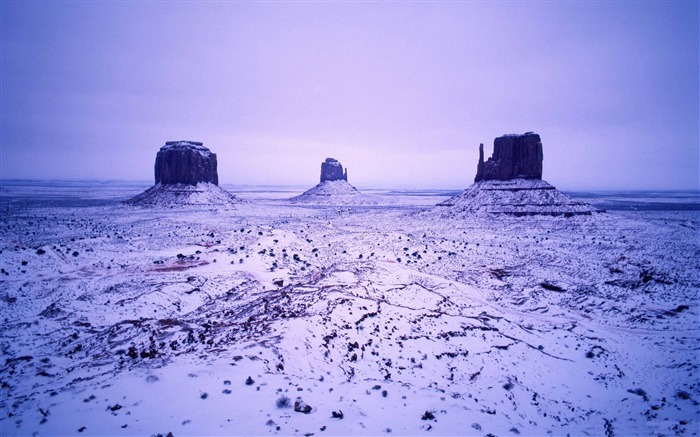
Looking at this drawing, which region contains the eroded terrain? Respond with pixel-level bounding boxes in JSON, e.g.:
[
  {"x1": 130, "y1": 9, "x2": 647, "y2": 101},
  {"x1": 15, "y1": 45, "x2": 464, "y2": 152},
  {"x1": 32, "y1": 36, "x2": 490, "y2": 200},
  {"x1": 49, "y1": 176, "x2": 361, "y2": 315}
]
[{"x1": 1, "y1": 188, "x2": 698, "y2": 436}]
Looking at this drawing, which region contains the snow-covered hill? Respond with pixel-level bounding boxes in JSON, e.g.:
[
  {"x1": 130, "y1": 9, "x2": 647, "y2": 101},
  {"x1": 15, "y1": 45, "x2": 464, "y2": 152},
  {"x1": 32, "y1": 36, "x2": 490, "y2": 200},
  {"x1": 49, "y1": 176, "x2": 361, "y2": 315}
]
[
  {"x1": 125, "y1": 183, "x2": 242, "y2": 207},
  {"x1": 438, "y1": 179, "x2": 598, "y2": 216},
  {"x1": 0, "y1": 187, "x2": 698, "y2": 436},
  {"x1": 289, "y1": 180, "x2": 366, "y2": 204}
]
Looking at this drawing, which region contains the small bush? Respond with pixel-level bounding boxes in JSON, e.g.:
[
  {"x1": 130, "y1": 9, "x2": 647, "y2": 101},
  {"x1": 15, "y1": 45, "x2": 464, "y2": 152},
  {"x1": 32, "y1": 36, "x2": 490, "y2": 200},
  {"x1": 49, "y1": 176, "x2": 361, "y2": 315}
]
[
  {"x1": 677, "y1": 390, "x2": 691, "y2": 400},
  {"x1": 276, "y1": 396, "x2": 291, "y2": 409},
  {"x1": 245, "y1": 376, "x2": 255, "y2": 386},
  {"x1": 627, "y1": 388, "x2": 649, "y2": 401},
  {"x1": 503, "y1": 382, "x2": 514, "y2": 391},
  {"x1": 421, "y1": 410, "x2": 436, "y2": 421}
]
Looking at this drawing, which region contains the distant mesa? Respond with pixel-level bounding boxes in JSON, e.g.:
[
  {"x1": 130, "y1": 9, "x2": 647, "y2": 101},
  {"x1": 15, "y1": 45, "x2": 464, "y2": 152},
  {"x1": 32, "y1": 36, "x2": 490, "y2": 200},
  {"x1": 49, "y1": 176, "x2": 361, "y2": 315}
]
[
  {"x1": 320, "y1": 157, "x2": 348, "y2": 182},
  {"x1": 290, "y1": 157, "x2": 360, "y2": 203},
  {"x1": 439, "y1": 133, "x2": 598, "y2": 217},
  {"x1": 125, "y1": 141, "x2": 240, "y2": 207}
]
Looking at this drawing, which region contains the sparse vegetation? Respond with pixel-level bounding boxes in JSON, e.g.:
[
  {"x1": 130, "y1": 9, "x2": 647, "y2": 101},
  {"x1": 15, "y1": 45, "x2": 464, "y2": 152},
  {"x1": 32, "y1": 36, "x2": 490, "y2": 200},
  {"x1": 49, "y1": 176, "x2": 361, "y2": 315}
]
[{"x1": 276, "y1": 395, "x2": 291, "y2": 408}]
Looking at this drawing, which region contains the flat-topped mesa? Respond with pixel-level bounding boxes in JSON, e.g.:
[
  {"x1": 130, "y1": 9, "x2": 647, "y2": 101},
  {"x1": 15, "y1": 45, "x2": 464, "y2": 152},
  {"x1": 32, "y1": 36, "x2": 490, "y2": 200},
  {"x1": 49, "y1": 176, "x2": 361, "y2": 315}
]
[
  {"x1": 155, "y1": 140, "x2": 219, "y2": 185},
  {"x1": 320, "y1": 158, "x2": 348, "y2": 182},
  {"x1": 126, "y1": 140, "x2": 240, "y2": 206},
  {"x1": 475, "y1": 132, "x2": 543, "y2": 182}
]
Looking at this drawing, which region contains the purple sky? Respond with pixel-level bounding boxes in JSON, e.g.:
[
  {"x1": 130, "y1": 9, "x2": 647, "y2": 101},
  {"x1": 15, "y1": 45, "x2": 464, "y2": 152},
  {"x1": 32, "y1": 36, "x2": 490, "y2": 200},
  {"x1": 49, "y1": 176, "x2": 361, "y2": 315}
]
[{"x1": 1, "y1": 1, "x2": 698, "y2": 190}]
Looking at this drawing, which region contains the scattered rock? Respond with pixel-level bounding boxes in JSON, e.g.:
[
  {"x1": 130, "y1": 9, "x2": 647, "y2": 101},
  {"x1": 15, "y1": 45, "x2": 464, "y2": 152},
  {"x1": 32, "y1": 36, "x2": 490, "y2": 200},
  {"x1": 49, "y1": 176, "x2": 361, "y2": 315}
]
[{"x1": 294, "y1": 399, "x2": 313, "y2": 414}]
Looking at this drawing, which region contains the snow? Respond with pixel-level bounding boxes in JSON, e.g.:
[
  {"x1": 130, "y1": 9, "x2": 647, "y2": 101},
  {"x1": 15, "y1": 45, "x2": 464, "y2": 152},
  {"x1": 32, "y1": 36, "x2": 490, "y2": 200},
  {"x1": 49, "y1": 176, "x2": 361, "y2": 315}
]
[
  {"x1": 0, "y1": 183, "x2": 698, "y2": 436},
  {"x1": 125, "y1": 183, "x2": 242, "y2": 207},
  {"x1": 438, "y1": 179, "x2": 599, "y2": 216},
  {"x1": 160, "y1": 141, "x2": 211, "y2": 156}
]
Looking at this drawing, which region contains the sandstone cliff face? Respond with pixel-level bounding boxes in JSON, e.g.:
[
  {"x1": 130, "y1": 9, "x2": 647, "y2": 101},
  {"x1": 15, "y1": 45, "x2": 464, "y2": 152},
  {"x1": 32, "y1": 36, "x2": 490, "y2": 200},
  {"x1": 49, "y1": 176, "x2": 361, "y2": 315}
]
[
  {"x1": 155, "y1": 141, "x2": 219, "y2": 185},
  {"x1": 475, "y1": 133, "x2": 543, "y2": 182},
  {"x1": 320, "y1": 158, "x2": 348, "y2": 182}
]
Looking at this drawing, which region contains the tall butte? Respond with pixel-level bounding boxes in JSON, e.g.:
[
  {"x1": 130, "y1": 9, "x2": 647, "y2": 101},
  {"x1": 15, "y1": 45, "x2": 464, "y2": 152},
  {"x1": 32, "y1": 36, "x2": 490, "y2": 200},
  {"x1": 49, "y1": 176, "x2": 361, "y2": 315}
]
[
  {"x1": 125, "y1": 141, "x2": 240, "y2": 206},
  {"x1": 475, "y1": 132, "x2": 543, "y2": 182},
  {"x1": 439, "y1": 132, "x2": 597, "y2": 217}
]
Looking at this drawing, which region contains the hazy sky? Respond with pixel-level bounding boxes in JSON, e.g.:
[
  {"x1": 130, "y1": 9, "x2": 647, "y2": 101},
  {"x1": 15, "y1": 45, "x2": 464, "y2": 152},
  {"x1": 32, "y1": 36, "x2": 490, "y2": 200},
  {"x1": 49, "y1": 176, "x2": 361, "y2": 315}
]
[{"x1": 1, "y1": 1, "x2": 698, "y2": 190}]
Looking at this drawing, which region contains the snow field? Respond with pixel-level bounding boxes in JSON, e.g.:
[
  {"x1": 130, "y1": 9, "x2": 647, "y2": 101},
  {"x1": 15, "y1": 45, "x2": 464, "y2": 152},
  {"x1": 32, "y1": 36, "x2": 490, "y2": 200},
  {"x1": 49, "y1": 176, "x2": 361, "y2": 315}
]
[{"x1": 1, "y1": 190, "x2": 698, "y2": 436}]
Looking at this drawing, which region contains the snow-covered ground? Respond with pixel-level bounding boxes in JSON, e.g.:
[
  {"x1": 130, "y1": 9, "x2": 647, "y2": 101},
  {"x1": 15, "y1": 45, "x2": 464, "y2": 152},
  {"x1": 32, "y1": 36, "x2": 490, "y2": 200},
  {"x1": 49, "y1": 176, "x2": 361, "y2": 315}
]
[{"x1": 0, "y1": 182, "x2": 698, "y2": 436}]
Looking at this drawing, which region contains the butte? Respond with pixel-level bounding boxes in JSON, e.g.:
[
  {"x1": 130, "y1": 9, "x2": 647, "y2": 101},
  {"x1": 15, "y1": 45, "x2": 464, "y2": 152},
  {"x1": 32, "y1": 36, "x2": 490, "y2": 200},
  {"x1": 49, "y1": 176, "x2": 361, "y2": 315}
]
[
  {"x1": 125, "y1": 141, "x2": 240, "y2": 207},
  {"x1": 289, "y1": 158, "x2": 360, "y2": 203},
  {"x1": 438, "y1": 132, "x2": 598, "y2": 217}
]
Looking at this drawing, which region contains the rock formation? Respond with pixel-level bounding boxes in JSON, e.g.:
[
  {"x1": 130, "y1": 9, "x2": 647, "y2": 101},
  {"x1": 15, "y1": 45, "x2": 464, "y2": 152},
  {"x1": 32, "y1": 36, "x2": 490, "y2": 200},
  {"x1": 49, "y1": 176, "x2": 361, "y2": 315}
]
[
  {"x1": 126, "y1": 141, "x2": 240, "y2": 207},
  {"x1": 320, "y1": 158, "x2": 348, "y2": 182},
  {"x1": 290, "y1": 157, "x2": 362, "y2": 204},
  {"x1": 154, "y1": 141, "x2": 219, "y2": 185},
  {"x1": 475, "y1": 132, "x2": 543, "y2": 182},
  {"x1": 439, "y1": 133, "x2": 597, "y2": 216}
]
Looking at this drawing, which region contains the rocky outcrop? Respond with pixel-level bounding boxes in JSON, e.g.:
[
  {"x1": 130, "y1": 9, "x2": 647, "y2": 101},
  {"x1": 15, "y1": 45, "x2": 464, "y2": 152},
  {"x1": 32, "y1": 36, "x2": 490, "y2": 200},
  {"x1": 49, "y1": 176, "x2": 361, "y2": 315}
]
[
  {"x1": 438, "y1": 133, "x2": 597, "y2": 217},
  {"x1": 320, "y1": 158, "x2": 347, "y2": 182},
  {"x1": 155, "y1": 141, "x2": 219, "y2": 185},
  {"x1": 475, "y1": 132, "x2": 543, "y2": 182},
  {"x1": 126, "y1": 141, "x2": 240, "y2": 207},
  {"x1": 291, "y1": 158, "x2": 367, "y2": 204}
]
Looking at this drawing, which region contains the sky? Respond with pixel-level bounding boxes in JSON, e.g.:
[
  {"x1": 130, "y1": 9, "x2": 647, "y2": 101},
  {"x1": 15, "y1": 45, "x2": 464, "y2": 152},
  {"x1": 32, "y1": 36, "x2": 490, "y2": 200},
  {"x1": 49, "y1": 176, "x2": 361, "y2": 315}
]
[{"x1": 1, "y1": 1, "x2": 698, "y2": 190}]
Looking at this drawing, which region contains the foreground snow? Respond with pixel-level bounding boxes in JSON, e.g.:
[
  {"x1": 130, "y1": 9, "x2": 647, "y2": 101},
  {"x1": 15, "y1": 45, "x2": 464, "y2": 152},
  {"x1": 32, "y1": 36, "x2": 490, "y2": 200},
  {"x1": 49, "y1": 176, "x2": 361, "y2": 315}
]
[{"x1": 0, "y1": 187, "x2": 698, "y2": 436}]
